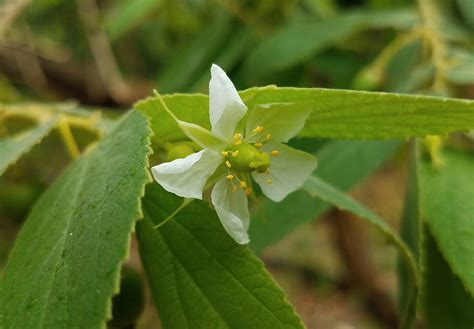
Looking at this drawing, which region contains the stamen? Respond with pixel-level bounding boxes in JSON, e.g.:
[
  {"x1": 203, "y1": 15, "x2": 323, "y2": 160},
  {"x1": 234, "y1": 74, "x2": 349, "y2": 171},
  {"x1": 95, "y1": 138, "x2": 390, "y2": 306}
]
[
  {"x1": 226, "y1": 174, "x2": 234, "y2": 180},
  {"x1": 232, "y1": 150, "x2": 239, "y2": 157},
  {"x1": 265, "y1": 169, "x2": 270, "y2": 175},
  {"x1": 266, "y1": 179, "x2": 273, "y2": 185},
  {"x1": 234, "y1": 140, "x2": 242, "y2": 146},
  {"x1": 271, "y1": 150, "x2": 279, "y2": 157},
  {"x1": 244, "y1": 187, "x2": 252, "y2": 196},
  {"x1": 232, "y1": 186, "x2": 238, "y2": 192},
  {"x1": 254, "y1": 142, "x2": 263, "y2": 148},
  {"x1": 253, "y1": 126, "x2": 264, "y2": 133},
  {"x1": 225, "y1": 160, "x2": 232, "y2": 168},
  {"x1": 221, "y1": 151, "x2": 229, "y2": 157},
  {"x1": 240, "y1": 181, "x2": 247, "y2": 188},
  {"x1": 233, "y1": 133, "x2": 242, "y2": 141},
  {"x1": 265, "y1": 134, "x2": 272, "y2": 141}
]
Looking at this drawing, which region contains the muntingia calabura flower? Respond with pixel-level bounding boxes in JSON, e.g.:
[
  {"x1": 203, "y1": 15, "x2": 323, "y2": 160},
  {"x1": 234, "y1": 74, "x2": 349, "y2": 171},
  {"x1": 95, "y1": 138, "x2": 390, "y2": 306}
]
[{"x1": 152, "y1": 64, "x2": 317, "y2": 244}]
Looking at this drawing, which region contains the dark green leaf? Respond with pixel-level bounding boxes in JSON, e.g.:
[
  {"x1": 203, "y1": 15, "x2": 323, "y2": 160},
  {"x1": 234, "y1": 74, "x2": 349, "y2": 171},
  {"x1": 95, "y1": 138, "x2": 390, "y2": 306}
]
[
  {"x1": 417, "y1": 146, "x2": 474, "y2": 295},
  {"x1": 137, "y1": 184, "x2": 305, "y2": 329},
  {"x1": 0, "y1": 111, "x2": 151, "y2": 328}
]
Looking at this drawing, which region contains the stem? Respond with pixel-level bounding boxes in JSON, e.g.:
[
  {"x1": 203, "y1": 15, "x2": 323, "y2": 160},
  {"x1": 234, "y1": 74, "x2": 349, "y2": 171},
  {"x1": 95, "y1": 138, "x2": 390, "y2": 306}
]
[
  {"x1": 417, "y1": 0, "x2": 450, "y2": 91},
  {"x1": 58, "y1": 117, "x2": 80, "y2": 160},
  {"x1": 153, "y1": 198, "x2": 193, "y2": 229},
  {"x1": 153, "y1": 89, "x2": 180, "y2": 122}
]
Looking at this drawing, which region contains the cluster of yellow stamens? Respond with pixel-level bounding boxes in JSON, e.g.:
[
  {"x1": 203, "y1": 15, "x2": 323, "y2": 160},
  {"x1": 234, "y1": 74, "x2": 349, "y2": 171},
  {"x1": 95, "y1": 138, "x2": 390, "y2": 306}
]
[{"x1": 221, "y1": 126, "x2": 281, "y2": 193}]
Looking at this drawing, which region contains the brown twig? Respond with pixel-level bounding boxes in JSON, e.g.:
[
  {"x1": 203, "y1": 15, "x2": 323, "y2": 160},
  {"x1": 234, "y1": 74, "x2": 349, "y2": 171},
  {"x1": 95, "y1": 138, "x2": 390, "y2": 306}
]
[
  {"x1": 0, "y1": 0, "x2": 31, "y2": 38},
  {"x1": 75, "y1": 0, "x2": 132, "y2": 104},
  {"x1": 330, "y1": 209, "x2": 399, "y2": 328}
]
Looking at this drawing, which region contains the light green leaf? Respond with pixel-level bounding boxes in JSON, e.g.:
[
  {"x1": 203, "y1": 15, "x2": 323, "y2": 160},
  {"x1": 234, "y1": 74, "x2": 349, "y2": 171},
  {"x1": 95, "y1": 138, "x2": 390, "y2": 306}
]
[
  {"x1": 137, "y1": 184, "x2": 305, "y2": 329},
  {"x1": 417, "y1": 146, "x2": 474, "y2": 295},
  {"x1": 0, "y1": 118, "x2": 57, "y2": 176},
  {"x1": 248, "y1": 140, "x2": 400, "y2": 252},
  {"x1": 137, "y1": 88, "x2": 474, "y2": 143},
  {"x1": 241, "y1": 8, "x2": 418, "y2": 79},
  {"x1": 135, "y1": 94, "x2": 209, "y2": 144},
  {"x1": 0, "y1": 111, "x2": 151, "y2": 328},
  {"x1": 303, "y1": 176, "x2": 418, "y2": 329},
  {"x1": 243, "y1": 87, "x2": 474, "y2": 139}
]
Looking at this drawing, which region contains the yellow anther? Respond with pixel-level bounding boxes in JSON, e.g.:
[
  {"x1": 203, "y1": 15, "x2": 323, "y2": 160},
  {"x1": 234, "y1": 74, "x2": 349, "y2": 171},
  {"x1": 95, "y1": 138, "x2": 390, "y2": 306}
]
[
  {"x1": 265, "y1": 134, "x2": 272, "y2": 141},
  {"x1": 233, "y1": 133, "x2": 242, "y2": 141},
  {"x1": 225, "y1": 160, "x2": 232, "y2": 168},
  {"x1": 244, "y1": 187, "x2": 252, "y2": 196},
  {"x1": 232, "y1": 186, "x2": 238, "y2": 192},
  {"x1": 226, "y1": 174, "x2": 234, "y2": 180},
  {"x1": 232, "y1": 151, "x2": 239, "y2": 157},
  {"x1": 271, "y1": 150, "x2": 279, "y2": 157},
  {"x1": 254, "y1": 142, "x2": 263, "y2": 148},
  {"x1": 253, "y1": 126, "x2": 264, "y2": 133},
  {"x1": 234, "y1": 140, "x2": 242, "y2": 146},
  {"x1": 221, "y1": 151, "x2": 229, "y2": 156},
  {"x1": 240, "y1": 181, "x2": 247, "y2": 188},
  {"x1": 266, "y1": 179, "x2": 273, "y2": 185}
]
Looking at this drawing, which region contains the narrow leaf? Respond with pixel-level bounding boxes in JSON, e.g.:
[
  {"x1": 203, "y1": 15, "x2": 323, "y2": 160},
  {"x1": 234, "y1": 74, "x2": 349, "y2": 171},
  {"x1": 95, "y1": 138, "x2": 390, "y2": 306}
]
[
  {"x1": 303, "y1": 176, "x2": 418, "y2": 329},
  {"x1": 0, "y1": 111, "x2": 151, "y2": 328},
  {"x1": 249, "y1": 140, "x2": 400, "y2": 252},
  {"x1": 137, "y1": 184, "x2": 305, "y2": 329}
]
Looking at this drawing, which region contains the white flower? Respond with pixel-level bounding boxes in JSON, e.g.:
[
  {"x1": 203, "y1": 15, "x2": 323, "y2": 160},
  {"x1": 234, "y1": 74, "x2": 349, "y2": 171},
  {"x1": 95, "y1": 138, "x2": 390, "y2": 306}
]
[{"x1": 152, "y1": 64, "x2": 317, "y2": 244}]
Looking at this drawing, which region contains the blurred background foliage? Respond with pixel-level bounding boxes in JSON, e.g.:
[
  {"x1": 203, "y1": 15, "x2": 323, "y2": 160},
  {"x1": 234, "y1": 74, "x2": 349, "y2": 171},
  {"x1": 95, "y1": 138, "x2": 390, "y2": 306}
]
[{"x1": 0, "y1": 0, "x2": 473, "y2": 328}]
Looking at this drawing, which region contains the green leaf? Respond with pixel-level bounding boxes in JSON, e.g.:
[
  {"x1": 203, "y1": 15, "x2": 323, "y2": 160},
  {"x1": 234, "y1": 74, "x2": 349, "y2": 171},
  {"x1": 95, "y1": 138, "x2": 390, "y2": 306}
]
[
  {"x1": 303, "y1": 176, "x2": 418, "y2": 329},
  {"x1": 156, "y1": 16, "x2": 232, "y2": 93},
  {"x1": 422, "y1": 230, "x2": 474, "y2": 328},
  {"x1": 0, "y1": 111, "x2": 151, "y2": 328},
  {"x1": 417, "y1": 146, "x2": 474, "y2": 295},
  {"x1": 105, "y1": 0, "x2": 164, "y2": 41},
  {"x1": 241, "y1": 8, "x2": 418, "y2": 79},
  {"x1": 249, "y1": 140, "x2": 400, "y2": 252},
  {"x1": 243, "y1": 87, "x2": 474, "y2": 140},
  {"x1": 0, "y1": 118, "x2": 57, "y2": 176},
  {"x1": 137, "y1": 88, "x2": 474, "y2": 143},
  {"x1": 137, "y1": 184, "x2": 305, "y2": 329},
  {"x1": 135, "y1": 94, "x2": 209, "y2": 144},
  {"x1": 446, "y1": 48, "x2": 474, "y2": 85}
]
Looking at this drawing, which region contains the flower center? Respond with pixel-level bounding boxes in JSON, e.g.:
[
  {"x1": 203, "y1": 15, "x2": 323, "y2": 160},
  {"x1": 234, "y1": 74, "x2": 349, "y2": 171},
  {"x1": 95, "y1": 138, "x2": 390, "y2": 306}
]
[{"x1": 227, "y1": 142, "x2": 270, "y2": 173}]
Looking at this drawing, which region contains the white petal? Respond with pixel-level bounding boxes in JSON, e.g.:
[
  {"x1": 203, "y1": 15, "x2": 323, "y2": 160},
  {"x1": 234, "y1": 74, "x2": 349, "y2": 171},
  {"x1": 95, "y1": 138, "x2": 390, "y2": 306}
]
[
  {"x1": 209, "y1": 64, "x2": 247, "y2": 142},
  {"x1": 211, "y1": 178, "x2": 250, "y2": 244},
  {"x1": 152, "y1": 149, "x2": 222, "y2": 199},
  {"x1": 245, "y1": 103, "x2": 312, "y2": 143},
  {"x1": 252, "y1": 142, "x2": 317, "y2": 202}
]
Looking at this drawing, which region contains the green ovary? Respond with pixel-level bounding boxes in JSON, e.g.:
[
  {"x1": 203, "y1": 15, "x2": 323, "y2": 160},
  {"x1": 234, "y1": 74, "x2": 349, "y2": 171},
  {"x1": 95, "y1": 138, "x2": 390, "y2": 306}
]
[{"x1": 228, "y1": 143, "x2": 270, "y2": 173}]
